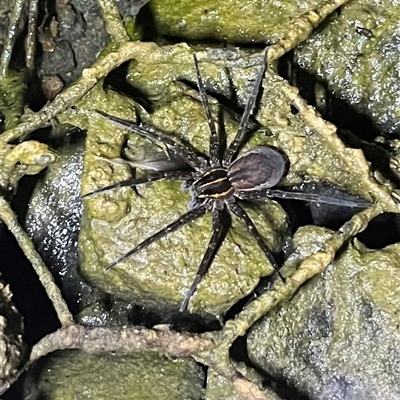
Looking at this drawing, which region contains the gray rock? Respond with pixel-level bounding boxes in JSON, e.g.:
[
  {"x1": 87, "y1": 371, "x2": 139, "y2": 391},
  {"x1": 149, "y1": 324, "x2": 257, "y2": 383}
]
[
  {"x1": 248, "y1": 226, "x2": 400, "y2": 400},
  {"x1": 295, "y1": 0, "x2": 400, "y2": 135},
  {"x1": 25, "y1": 133, "x2": 94, "y2": 312}
]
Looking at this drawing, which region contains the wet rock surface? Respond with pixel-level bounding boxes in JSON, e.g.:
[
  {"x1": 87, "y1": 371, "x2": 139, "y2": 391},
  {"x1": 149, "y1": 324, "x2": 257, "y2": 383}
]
[
  {"x1": 295, "y1": 0, "x2": 400, "y2": 136},
  {"x1": 74, "y1": 44, "x2": 375, "y2": 317},
  {"x1": 24, "y1": 132, "x2": 94, "y2": 314},
  {"x1": 248, "y1": 226, "x2": 400, "y2": 400},
  {"x1": 23, "y1": 350, "x2": 205, "y2": 399},
  {"x1": 147, "y1": 0, "x2": 327, "y2": 43}
]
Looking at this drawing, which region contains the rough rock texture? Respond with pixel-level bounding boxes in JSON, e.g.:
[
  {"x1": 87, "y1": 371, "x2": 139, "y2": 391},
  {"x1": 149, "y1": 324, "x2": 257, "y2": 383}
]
[
  {"x1": 206, "y1": 366, "x2": 283, "y2": 400},
  {"x1": 295, "y1": 0, "x2": 400, "y2": 135},
  {"x1": 248, "y1": 226, "x2": 400, "y2": 400},
  {"x1": 24, "y1": 350, "x2": 204, "y2": 400},
  {"x1": 38, "y1": 0, "x2": 109, "y2": 85},
  {"x1": 148, "y1": 0, "x2": 329, "y2": 43}
]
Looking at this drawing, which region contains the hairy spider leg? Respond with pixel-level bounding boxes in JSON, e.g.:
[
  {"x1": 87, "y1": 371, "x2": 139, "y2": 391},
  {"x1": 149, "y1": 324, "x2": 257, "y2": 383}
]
[
  {"x1": 105, "y1": 206, "x2": 207, "y2": 270},
  {"x1": 238, "y1": 188, "x2": 370, "y2": 208},
  {"x1": 224, "y1": 47, "x2": 270, "y2": 165},
  {"x1": 96, "y1": 110, "x2": 204, "y2": 171},
  {"x1": 193, "y1": 54, "x2": 221, "y2": 167},
  {"x1": 180, "y1": 207, "x2": 228, "y2": 312},
  {"x1": 82, "y1": 170, "x2": 192, "y2": 198},
  {"x1": 227, "y1": 201, "x2": 284, "y2": 280}
]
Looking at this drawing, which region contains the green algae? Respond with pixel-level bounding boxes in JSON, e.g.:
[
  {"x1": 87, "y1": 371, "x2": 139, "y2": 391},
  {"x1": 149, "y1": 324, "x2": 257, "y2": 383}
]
[
  {"x1": 0, "y1": 71, "x2": 25, "y2": 130},
  {"x1": 26, "y1": 350, "x2": 204, "y2": 400},
  {"x1": 295, "y1": 0, "x2": 400, "y2": 135},
  {"x1": 1, "y1": 0, "x2": 398, "y2": 397},
  {"x1": 149, "y1": 0, "x2": 329, "y2": 43},
  {"x1": 247, "y1": 226, "x2": 400, "y2": 398}
]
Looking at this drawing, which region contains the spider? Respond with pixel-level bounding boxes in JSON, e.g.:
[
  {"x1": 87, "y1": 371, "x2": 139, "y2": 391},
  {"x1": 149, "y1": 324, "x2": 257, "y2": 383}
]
[{"x1": 84, "y1": 48, "x2": 368, "y2": 312}]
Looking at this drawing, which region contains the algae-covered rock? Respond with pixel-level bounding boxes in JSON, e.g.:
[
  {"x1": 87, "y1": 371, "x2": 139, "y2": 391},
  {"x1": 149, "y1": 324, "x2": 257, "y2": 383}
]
[
  {"x1": 295, "y1": 0, "x2": 400, "y2": 135},
  {"x1": 206, "y1": 365, "x2": 283, "y2": 400},
  {"x1": 23, "y1": 350, "x2": 204, "y2": 399},
  {"x1": 248, "y1": 226, "x2": 400, "y2": 399},
  {"x1": 0, "y1": 71, "x2": 25, "y2": 130},
  {"x1": 125, "y1": 44, "x2": 373, "y2": 200},
  {"x1": 148, "y1": 0, "x2": 327, "y2": 43}
]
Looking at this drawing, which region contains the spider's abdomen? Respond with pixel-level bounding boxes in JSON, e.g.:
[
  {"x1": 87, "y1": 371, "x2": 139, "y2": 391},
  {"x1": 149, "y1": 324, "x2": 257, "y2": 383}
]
[
  {"x1": 194, "y1": 167, "x2": 234, "y2": 199},
  {"x1": 228, "y1": 146, "x2": 287, "y2": 191}
]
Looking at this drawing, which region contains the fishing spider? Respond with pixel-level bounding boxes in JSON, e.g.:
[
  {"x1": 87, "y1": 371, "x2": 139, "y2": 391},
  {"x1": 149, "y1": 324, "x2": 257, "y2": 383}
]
[{"x1": 85, "y1": 48, "x2": 367, "y2": 312}]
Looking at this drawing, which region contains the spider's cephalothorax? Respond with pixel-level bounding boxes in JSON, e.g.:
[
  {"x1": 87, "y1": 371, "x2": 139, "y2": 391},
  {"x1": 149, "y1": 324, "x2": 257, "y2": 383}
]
[{"x1": 84, "y1": 48, "x2": 368, "y2": 312}]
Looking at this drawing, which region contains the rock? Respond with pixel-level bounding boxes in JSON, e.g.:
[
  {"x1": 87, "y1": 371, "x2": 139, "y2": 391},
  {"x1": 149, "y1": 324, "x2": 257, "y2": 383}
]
[
  {"x1": 295, "y1": 0, "x2": 400, "y2": 135},
  {"x1": 23, "y1": 350, "x2": 204, "y2": 399},
  {"x1": 248, "y1": 226, "x2": 400, "y2": 400},
  {"x1": 38, "y1": 0, "x2": 109, "y2": 85},
  {"x1": 147, "y1": 0, "x2": 328, "y2": 43},
  {"x1": 63, "y1": 43, "x2": 372, "y2": 316},
  {"x1": 25, "y1": 132, "x2": 97, "y2": 313},
  {"x1": 75, "y1": 80, "x2": 289, "y2": 316}
]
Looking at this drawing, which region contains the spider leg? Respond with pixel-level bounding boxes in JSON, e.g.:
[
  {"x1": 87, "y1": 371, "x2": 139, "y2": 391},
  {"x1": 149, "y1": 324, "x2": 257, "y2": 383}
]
[
  {"x1": 105, "y1": 206, "x2": 207, "y2": 270},
  {"x1": 96, "y1": 110, "x2": 204, "y2": 171},
  {"x1": 180, "y1": 207, "x2": 228, "y2": 312},
  {"x1": 82, "y1": 170, "x2": 192, "y2": 198},
  {"x1": 193, "y1": 54, "x2": 220, "y2": 166},
  {"x1": 228, "y1": 200, "x2": 284, "y2": 280},
  {"x1": 224, "y1": 47, "x2": 270, "y2": 165},
  {"x1": 238, "y1": 188, "x2": 370, "y2": 208}
]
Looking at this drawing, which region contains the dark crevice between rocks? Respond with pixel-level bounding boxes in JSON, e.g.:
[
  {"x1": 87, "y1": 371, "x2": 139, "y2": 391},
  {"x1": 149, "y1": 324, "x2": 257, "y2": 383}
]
[
  {"x1": 356, "y1": 212, "x2": 400, "y2": 249},
  {"x1": 0, "y1": 225, "x2": 60, "y2": 347},
  {"x1": 117, "y1": 303, "x2": 222, "y2": 334},
  {"x1": 337, "y1": 129, "x2": 400, "y2": 188},
  {"x1": 135, "y1": 2, "x2": 158, "y2": 42},
  {"x1": 229, "y1": 335, "x2": 311, "y2": 400},
  {"x1": 103, "y1": 62, "x2": 155, "y2": 113},
  {"x1": 279, "y1": 55, "x2": 400, "y2": 189}
]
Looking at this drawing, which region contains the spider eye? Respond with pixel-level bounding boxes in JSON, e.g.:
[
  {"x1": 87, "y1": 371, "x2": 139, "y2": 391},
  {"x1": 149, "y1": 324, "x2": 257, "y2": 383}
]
[{"x1": 228, "y1": 146, "x2": 287, "y2": 191}]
